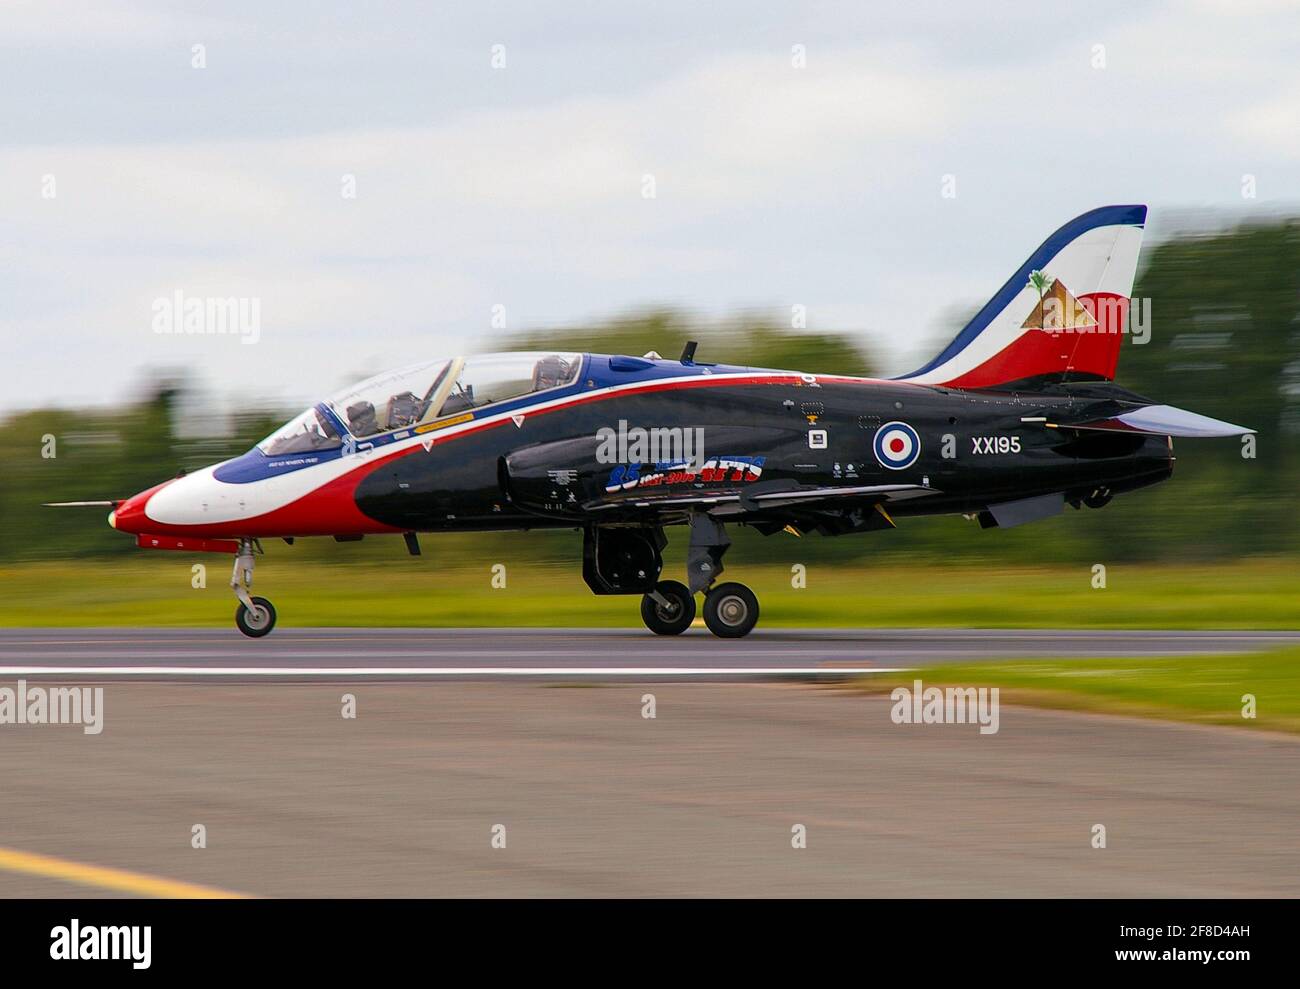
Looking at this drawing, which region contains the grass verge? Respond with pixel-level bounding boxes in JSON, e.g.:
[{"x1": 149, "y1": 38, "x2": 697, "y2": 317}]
[
  {"x1": 3, "y1": 557, "x2": 1298, "y2": 628},
  {"x1": 854, "y1": 647, "x2": 1300, "y2": 734}
]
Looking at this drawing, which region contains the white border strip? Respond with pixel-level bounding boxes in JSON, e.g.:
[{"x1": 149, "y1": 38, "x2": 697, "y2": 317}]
[{"x1": 0, "y1": 666, "x2": 908, "y2": 677}]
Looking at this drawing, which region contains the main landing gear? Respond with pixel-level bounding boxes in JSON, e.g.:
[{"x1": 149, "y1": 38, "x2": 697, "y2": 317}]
[
  {"x1": 231, "y1": 537, "x2": 277, "y2": 638},
  {"x1": 639, "y1": 579, "x2": 760, "y2": 638},
  {"x1": 700, "y1": 582, "x2": 759, "y2": 638},
  {"x1": 632, "y1": 515, "x2": 761, "y2": 638},
  {"x1": 640, "y1": 580, "x2": 695, "y2": 635}
]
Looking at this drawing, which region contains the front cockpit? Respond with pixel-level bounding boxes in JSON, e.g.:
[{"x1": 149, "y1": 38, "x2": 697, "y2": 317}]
[{"x1": 256, "y1": 352, "x2": 582, "y2": 455}]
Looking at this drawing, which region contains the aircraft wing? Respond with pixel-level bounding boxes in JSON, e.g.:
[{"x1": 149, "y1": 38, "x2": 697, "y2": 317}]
[{"x1": 585, "y1": 482, "x2": 941, "y2": 515}]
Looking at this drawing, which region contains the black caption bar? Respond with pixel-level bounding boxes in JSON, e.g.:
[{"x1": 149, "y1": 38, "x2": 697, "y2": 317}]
[{"x1": 0, "y1": 898, "x2": 1281, "y2": 976}]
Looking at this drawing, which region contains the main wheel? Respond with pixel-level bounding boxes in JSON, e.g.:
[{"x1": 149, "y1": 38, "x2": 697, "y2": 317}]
[
  {"x1": 702, "y1": 582, "x2": 759, "y2": 638},
  {"x1": 235, "y1": 596, "x2": 277, "y2": 638},
  {"x1": 640, "y1": 580, "x2": 696, "y2": 635}
]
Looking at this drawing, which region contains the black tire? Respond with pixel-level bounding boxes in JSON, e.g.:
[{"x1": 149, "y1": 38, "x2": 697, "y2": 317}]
[
  {"x1": 1083, "y1": 486, "x2": 1113, "y2": 509},
  {"x1": 235, "y1": 596, "x2": 277, "y2": 638},
  {"x1": 640, "y1": 580, "x2": 696, "y2": 635},
  {"x1": 703, "y1": 582, "x2": 759, "y2": 638}
]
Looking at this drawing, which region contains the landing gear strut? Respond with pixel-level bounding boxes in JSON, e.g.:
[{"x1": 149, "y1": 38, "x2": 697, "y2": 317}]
[{"x1": 231, "y1": 537, "x2": 277, "y2": 638}]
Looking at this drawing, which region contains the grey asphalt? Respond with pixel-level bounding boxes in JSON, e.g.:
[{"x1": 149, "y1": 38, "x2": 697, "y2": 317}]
[
  {"x1": 1, "y1": 683, "x2": 1296, "y2": 897},
  {"x1": 0, "y1": 628, "x2": 1295, "y2": 680}
]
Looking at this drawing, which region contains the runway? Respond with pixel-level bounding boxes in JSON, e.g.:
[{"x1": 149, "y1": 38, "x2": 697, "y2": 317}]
[
  {"x1": 0, "y1": 627, "x2": 1294, "y2": 680},
  {"x1": 3, "y1": 628, "x2": 1296, "y2": 896},
  {"x1": 2, "y1": 682, "x2": 1296, "y2": 897}
]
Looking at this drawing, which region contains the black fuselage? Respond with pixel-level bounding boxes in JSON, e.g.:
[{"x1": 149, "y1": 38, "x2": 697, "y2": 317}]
[{"x1": 351, "y1": 372, "x2": 1172, "y2": 534}]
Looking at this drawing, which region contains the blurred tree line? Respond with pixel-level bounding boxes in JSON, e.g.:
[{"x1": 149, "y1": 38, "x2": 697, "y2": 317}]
[
  {"x1": 2, "y1": 219, "x2": 1296, "y2": 565},
  {"x1": 1073, "y1": 219, "x2": 1300, "y2": 561}
]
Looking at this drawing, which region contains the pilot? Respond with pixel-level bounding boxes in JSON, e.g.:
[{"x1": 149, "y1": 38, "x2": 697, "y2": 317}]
[
  {"x1": 346, "y1": 400, "x2": 379, "y2": 436},
  {"x1": 386, "y1": 390, "x2": 421, "y2": 428},
  {"x1": 440, "y1": 382, "x2": 475, "y2": 415},
  {"x1": 532, "y1": 355, "x2": 570, "y2": 391}
]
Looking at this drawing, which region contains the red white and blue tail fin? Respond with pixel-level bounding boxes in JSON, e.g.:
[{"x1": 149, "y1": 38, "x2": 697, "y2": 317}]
[{"x1": 898, "y1": 205, "x2": 1147, "y2": 389}]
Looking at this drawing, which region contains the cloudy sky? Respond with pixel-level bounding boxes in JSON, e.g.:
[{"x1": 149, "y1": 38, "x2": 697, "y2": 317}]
[{"x1": 2, "y1": 0, "x2": 1297, "y2": 415}]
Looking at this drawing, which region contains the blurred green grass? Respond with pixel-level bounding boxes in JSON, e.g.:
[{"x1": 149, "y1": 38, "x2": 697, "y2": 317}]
[
  {"x1": 855, "y1": 647, "x2": 1300, "y2": 733},
  {"x1": 4, "y1": 556, "x2": 1297, "y2": 628}
]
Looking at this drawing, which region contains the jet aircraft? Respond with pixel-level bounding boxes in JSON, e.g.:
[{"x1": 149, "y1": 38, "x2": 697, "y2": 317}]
[{"x1": 53, "y1": 206, "x2": 1252, "y2": 637}]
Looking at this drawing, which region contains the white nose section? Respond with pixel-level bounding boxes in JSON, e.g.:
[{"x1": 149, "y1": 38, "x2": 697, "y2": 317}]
[{"x1": 145, "y1": 464, "x2": 275, "y2": 527}]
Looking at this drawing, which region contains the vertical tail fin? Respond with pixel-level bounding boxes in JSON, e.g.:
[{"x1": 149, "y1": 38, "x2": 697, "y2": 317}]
[{"x1": 898, "y1": 205, "x2": 1147, "y2": 389}]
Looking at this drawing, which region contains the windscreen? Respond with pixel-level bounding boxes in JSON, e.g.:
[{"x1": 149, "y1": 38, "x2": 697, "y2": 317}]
[{"x1": 257, "y1": 406, "x2": 341, "y2": 455}]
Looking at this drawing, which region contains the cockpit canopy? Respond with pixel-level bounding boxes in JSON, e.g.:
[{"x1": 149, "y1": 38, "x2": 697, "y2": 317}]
[{"x1": 257, "y1": 352, "x2": 582, "y2": 456}]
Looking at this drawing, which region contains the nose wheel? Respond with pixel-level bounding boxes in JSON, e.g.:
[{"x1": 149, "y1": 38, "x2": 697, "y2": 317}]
[
  {"x1": 231, "y1": 538, "x2": 277, "y2": 637},
  {"x1": 235, "y1": 596, "x2": 277, "y2": 637}
]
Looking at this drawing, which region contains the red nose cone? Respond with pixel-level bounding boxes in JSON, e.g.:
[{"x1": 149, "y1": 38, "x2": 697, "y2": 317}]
[{"x1": 110, "y1": 479, "x2": 177, "y2": 535}]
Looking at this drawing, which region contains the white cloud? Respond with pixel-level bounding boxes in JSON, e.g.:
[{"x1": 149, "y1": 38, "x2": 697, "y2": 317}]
[
  {"x1": 2, "y1": 2, "x2": 1298, "y2": 414},
  {"x1": 1229, "y1": 84, "x2": 1300, "y2": 160},
  {"x1": 0, "y1": 0, "x2": 237, "y2": 47}
]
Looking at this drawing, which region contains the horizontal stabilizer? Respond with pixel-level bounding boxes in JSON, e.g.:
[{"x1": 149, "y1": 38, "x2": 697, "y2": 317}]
[{"x1": 1056, "y1": 405, "x2": 1254, "y2": 438}]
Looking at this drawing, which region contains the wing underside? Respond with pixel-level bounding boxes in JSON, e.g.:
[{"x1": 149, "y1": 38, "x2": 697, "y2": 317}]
[{"x1": 586, "y1": 482, "x2": 941, "y2": 515}]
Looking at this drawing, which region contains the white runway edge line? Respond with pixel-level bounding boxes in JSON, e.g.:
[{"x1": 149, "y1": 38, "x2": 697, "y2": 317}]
[{"x1": 0, "y1": 666, "x2": 910, "y2": 677}]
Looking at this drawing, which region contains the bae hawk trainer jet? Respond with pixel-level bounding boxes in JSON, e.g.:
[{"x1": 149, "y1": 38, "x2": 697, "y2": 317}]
[{"x1": 52, "y1": 205, "x2": 1252, "y2": 637}]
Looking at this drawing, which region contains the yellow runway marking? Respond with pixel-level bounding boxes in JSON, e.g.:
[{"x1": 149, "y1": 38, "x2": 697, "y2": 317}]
[{"x1": 0, "y1": 846, "x2": 250, "y2": 898}]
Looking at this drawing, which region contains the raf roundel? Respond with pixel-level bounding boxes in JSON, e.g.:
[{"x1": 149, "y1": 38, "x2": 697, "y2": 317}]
[{"x1": 873, "y1": 421, "x2": 921, "y2": 470}]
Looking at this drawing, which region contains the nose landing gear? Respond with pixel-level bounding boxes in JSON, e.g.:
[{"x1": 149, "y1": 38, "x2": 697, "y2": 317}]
[
  {"x1": 231, "y1": 537, "x2": 277, "y2": 638},
  {"x1": 235, "y1": 596, "x2": 277, "y2": 637}
]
